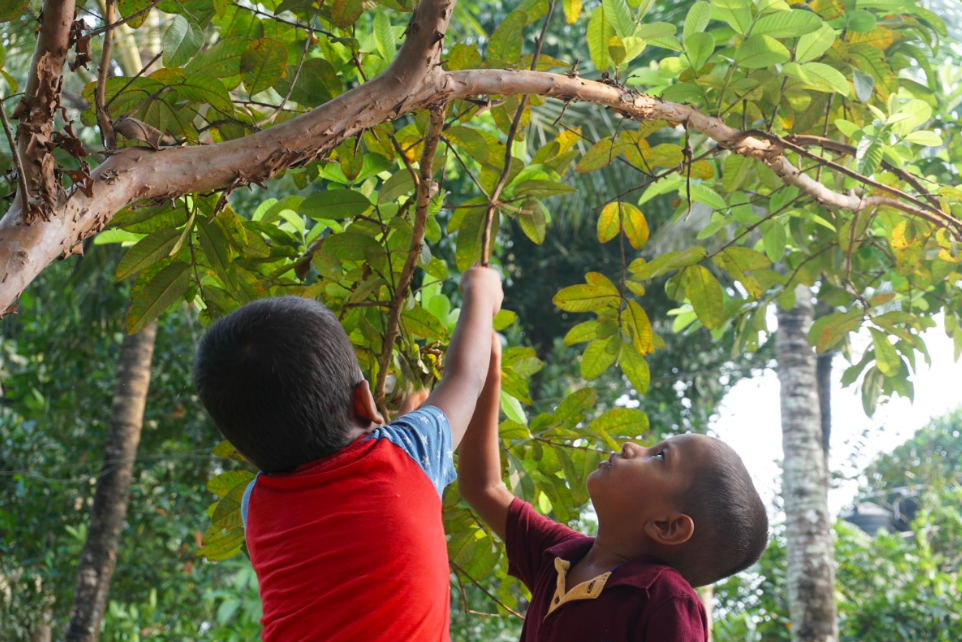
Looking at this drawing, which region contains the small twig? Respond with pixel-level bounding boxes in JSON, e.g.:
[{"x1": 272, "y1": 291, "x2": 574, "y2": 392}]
[
  {"x1": 480, "y1": 0, "x2": 557, "y2": 265},
  {"x1": 374, "y1": 104, "x2": 447, "y2": 407},
  {"x1": 95, "y1": 0, "x2": 117, "y2": 148},
  {"x1": 230, "y1": 1, "x2": 335, "y2": 38},
  {"x1": 0, "y1": 101, "x2": 32, "y2": 212},
  {"x1": 87, "y1": 0, "x2": 162, "y2": 36},
  {"x1": 259, "y1": 1, "x2": 323, "y2": 127},
  {"x1": 449, "y1": 561, "x2": 524, "y2": 619},
  {"x1": 104, "y1": 50, "x2": 162, "y2": 111}
]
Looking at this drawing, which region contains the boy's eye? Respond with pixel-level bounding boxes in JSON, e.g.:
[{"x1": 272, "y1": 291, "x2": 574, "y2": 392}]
[{"x1": 654, "y1": 449, "x2": 665, "y2": 461}]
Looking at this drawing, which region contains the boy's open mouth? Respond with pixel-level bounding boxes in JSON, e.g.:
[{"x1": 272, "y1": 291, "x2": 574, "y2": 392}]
[{"x1": 598, "y1": 453, "x2": 617, "y2": 469}]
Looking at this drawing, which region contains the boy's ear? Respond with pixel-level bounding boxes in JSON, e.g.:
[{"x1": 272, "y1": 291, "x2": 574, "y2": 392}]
[
  {"x1": 644, "y1": 513, "x2": 695, "y2": 547},
  {"x1": 352, "y1": 380, "x2": 385, "y2": 429}
]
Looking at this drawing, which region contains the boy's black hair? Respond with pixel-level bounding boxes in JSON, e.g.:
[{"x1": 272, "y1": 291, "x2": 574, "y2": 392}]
[
  {"x1": 676, "y1": 441, "x2": 769, "y2": 587},
  {"x1": 193, "y1": 296, "x2": 363, "y2": 473}
]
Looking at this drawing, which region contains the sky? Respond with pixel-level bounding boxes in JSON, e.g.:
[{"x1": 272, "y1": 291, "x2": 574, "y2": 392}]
[{"x1": 711, "y1": 318, "x2": 962, "y2": 519}]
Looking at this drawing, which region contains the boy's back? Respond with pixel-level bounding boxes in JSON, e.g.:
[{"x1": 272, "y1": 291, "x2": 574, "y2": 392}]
[{"x1": 243, "y1": 406, "x2": 453, "y2": 641}]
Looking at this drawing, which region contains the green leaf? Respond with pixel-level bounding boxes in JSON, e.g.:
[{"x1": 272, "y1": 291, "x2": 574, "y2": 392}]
[
  {"x1": 684, "y1": 2, "x2": 713, "y2": 40},
  {"x1": 808, "y1": 308, "x2": 862, "y2": 353},
  {"x1": 402, "y1": 304, "x2": 450, "y2": 340},
  {"x1": 635, "y1": 22, "x2": 681, "y2": 51},
  {"x1": 197, "y1": 219, "x2": 232, "y2": 285},
  {"x1": 689, "y1": 183, "x2": 727, "y2": 210},
  {"x1": 587, "y1": 6, "x2": 616, "y2": 70},
  {"x1": 761, "y1": 220, "x2": 787, "y2": 262},
  {"x1": 198, "y1": 527, "x2": 245, "y2": 561},
  {"x1": 116, "y1": 228, "x2": 181, "y2": 280},
  {"x1": 163, "y1": 16, "x2": 204, "y2": 68},
  {"x1": 116, "y1": 0, "x2": 154, "y2": 29},
  {"x1": 752, "y1": 9, "x2": 822, "y2": 38},
  {"x1": 207, "y1": 470, "x2": 255, "y2": 497},
  {"x1": 564, "y1": 320, "x2": 599, "y2": 346},
  {"x1": 125, "y1": 262, "x2": 191, "y2": 334},
  {"x1": 590, "y1": 407, "x2": 650, "y2": 439},
  {"x1": 332, "y1": 0, "x2": 364, "y2": 27},
  {"x1": 0, "y1": 0, "x2": 30, "y2": 22},
  {"x1": 302, "y1": 189, "x2": 372, "y2": 220},
  {"x1": 684, "y1": 32, "x2": 715, "y2": 71},
  {"x1": 795, "y1": 24, "x2": 836, "y2": 63},
  {"x1": 518, "y1": 199, "x2": 547, "y2": 245},
  {"x1": 856, "y1": 130, "x2": 884, "y2": 176},
  {"x1": 373, "y1": 10, "x2": 397, "y2": 61},
  {"x1": 712, "y1": 0, "x2": 753, "y2": 34},
  {"x1": 185, "y1": 38, "x2": 247, "y2": 78},
  {"x1": 500, "y1": 392, "x2": 527, "y2": 424},
  {"x1": 870, "y1": 328, "x2": 900, "y2": 376},
  {"x1": 378, "y1": 170, "x2": 416, "y2": 204},
  {"x1": 603, "y1": 0, "x2": 634, "y2": 38},
  {"x1": 173, "y1": 77, "x2": 233, "y2": 112},
  {"x1": 597, "y1": 203, "x2": 621, "y2": 243},
  {"x1": 324, "y1": 233, "x2": 380, "y2": 260},
  {"x1": 488, "y1": 11, "x2": 527, "y2": 64},
  {"x1": 447, "y1": 43, "x2": 482, "y2": 71},
  {"x1": 904, "y1": 131, "x2": 942, "y2": 147},
  {"x1": 553, "y1": 272, "x2": 620, "y2": 312},
  {"x1": 628, "y1": 246, "x2": 707, "y2": 280},
  {"x1": 241, "y1": 39, "x2": 288, "y2": 96},
  {"x1": 852, "y1": 69, "x2": 874, "y2": 103},
  {"x1": 446, "y1": 126, "x2": 489, "y2": 163},
  {"x1": 861, "y1": 366, "x2": 883, "y2": 416},
  {"x1": 800, "y1": 62, "x2": 850, "y2": 97},
  {"x1": 620, "y1": 345, "x2": 651, "y2": 394},
  {"x1": 554, "y1": 388, "x2": 597, "y2": 427},
  {"x1": 581, "y1": 338, "x2": 617, "y2": 379},
  {"x1": 734, "y1": 35, "x2": 791, "y2": 69},
  {"x1": 514, "y1": 180, "x2": 576, "y2": 198},
  {"x1": 683, "y1": 265, "x2": 724, "y2": 329}
]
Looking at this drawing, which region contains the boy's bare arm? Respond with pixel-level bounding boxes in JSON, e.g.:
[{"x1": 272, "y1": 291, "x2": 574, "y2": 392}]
[
  {"x1": 457, "y1": 335, "x2": 515, "y2": 542},
  {"x1": 425, "y1": 266, "x2": 503, "y2": 448}
]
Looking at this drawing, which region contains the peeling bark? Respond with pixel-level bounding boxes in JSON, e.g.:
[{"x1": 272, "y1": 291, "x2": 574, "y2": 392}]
[
  {"x1": 775, "y1": 286, "x2": 838, "y2": 642},
  {"x1": 1, "y1": 0, "x2": 956, "y2": 313},
  {"x1": 63, "y1": 322, "x2": 157, "y2": 642}
]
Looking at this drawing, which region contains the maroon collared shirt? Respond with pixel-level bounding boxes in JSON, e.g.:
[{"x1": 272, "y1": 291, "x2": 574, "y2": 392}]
[{"x1": 506, "y1": 499, "x2": 708, "y2": 642}]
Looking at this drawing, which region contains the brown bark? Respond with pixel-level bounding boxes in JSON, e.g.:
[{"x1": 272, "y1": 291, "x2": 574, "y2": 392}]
[
  {"x1": 1, "y1": 0, "x2": 957, "y2": 312},
  {"x1": 63, "y1": 321, "x2": 158, "y2": 642},
  {"x1": 775, "y1": 286, "x2": 838, "y2": 642}
]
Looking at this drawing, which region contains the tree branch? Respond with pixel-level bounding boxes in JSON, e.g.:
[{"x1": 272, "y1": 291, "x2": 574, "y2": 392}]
[
  {"x1": 87, "y1": 0, "x2": 161, "y2": 37},
  {"x1": 10, "y1": 0, "x2": 77, "y2": 216},
  {"x1": 95, "y1": 0, "x2": 117, "y2": 149},
  {"x1": 1, "y1": 0, "x2": 955, "y2": 313},
  {"x1": 374, "y1": 104, "x2": 447, "y2": 408}
]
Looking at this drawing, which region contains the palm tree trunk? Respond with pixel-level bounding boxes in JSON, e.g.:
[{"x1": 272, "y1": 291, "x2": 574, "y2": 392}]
[
  {"x1": 775, "y1": 286, "x2": 837, "y2": 642},
  {"x1": 63, "y1": 322, "x2": 158, "y2": 642}
]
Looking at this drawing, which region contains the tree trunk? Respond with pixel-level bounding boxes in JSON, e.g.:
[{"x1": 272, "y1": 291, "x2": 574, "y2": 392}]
[
  {"x1": 63, "y1": 321, "x2": 158, "y2": 642},
  {"x1": 816, "y1": 351, "x2": 833, "y2": 455},
  {"x1": 775, "y1": 286, "x2": 837, "y2": 642}
]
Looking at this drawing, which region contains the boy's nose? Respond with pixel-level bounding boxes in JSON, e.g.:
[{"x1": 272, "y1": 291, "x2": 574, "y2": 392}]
[{"x1": 621, "y1": 442, "x2": 640, "y2": 458}]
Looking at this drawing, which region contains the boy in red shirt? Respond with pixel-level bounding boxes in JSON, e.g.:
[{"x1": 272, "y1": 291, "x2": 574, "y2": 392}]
[
  {"x1": 458, "y1": 337, "x2": 769, "y2": 641},
  {"x1": 193, "y1": 267, "x2": 502, "y2": 642}
]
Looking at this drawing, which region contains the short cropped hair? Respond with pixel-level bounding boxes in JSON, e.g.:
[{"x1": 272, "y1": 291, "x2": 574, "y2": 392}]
[
  {"x1": 677, "y1": 441, "x2": 769, "y2": 587},
  {"x1": 193, "y1": 296, "x2": 363, "y2": 473}
]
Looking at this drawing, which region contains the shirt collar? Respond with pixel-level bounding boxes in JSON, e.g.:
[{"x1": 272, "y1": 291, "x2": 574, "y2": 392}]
[{"x1": 544, "y1": 536, "x2": 683, "y2": 591}]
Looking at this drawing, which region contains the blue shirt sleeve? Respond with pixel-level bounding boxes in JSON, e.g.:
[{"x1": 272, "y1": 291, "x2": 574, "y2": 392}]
[
  {"x1": 240, "y1": 474, "x2": 259, "y2": 532},
  {"x1": 367, "y1": 405, "x2": 456, "y2": 497}
]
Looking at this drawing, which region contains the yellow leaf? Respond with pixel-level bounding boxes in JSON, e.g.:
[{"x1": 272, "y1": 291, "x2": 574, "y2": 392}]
[
  {"x1": 597, "y1": 203, "x2": 621, "y2": 243},
  {"x1": 623, "y1": 300, "x2": 653, "y2": 354},
  {"x1": 563, "y1": 0, "x2": 583, "y2": 25},
  {"x1": 889, "y1": 220, "x2": 915, "y2": 249},
  {"x1": 621, "y1": 204, "x2": 649, "y2": 250},
  {"x1": 689, "y1": 160, "x2": 714, "y2": 179},
  {"x1": 847, "y1": 26, "x2": 894, "y2": 50},
  {"x1": 811, "y1": 0, "x2": 844, "y2": 20},
  {"x1": 556, "y1": 127, "x2": 582, "y2": 154}
]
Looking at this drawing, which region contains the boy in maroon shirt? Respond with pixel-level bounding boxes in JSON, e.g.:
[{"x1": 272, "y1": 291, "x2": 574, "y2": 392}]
[{"x1": 458, "y1": 338, "x2": 768, "y2": 641}]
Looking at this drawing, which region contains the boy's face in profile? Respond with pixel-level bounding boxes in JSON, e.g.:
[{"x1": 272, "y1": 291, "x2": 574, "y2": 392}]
[{"x1": 587, "y1": 434, "x2": 718, "y2": 524}]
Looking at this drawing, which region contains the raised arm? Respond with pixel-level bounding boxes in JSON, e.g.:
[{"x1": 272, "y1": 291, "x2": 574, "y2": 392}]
[
  {"x1": 456, "y1": 335, "x2": 515, "y2": 541},
  {"x1": 425, "y1": 266, "x2": 503, "y2": 448}
]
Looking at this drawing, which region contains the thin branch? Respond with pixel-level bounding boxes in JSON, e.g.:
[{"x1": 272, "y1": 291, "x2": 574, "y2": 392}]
[
  {"x1": 95, "y1": 0, "x2": 117, "y2": 148},
  {"x1": 104, "y1": 50, "x2": 162, "y2": 111},
  {"x1": 230, "y1": 1, "x2": 335, "y2": 38},
  {"x1": 0, "y1": 102, "x2": 32, "y2": 214},
  {"x1": 374, "y1": 104, "x2": 447, "y2": 407},
  {"x1": 480, "y1": 0, "x2": 556, "y2": 265},
  {"x1": 87, "y1": 0, "x2": 162, "y2": 36},
  {"x1": 258, "y1": 2, "x2": 323, "y2": 127},
  {"x1": 449, "y1": 561, "x2": 524, "y2": 619}
]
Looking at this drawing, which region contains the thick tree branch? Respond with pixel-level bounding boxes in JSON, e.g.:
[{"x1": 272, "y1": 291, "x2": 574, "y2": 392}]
[
  {"x1": 11, "y1": 0, "x2": 77, "y2": 216},
  {"x1": 1, "y1": 0, "x2": 955, "y2": 313},
  {"x1": 374, "y1": 104, "x2": 447, "y2": 408}
]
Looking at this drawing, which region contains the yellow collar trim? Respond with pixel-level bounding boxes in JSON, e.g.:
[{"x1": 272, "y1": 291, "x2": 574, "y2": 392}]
[{"x1": 545, "y1": 557, "x2": 612, "y2": 618}]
